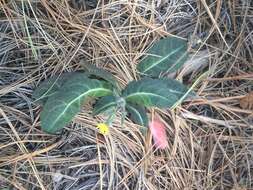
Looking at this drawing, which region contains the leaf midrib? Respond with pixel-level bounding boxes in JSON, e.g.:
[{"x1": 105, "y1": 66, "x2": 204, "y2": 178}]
[
  {"x1": 142, "y1": 45, "x2": 184, "y2": 73},
  {"x1": 127, "y1": 105, "x2": 144, "y2": 125},
  {"x1": 125, "y1": 92, "x2": 170, "y2": 102},
  {"x1": 47, "y1": 88, "x2": 112, "y2": 131},
  {"x1": 95, "y1": 101, "x2": 116, "y2": 114}
]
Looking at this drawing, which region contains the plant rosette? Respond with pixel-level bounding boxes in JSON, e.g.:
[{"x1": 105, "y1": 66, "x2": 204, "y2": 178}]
[{"x1": 33, "y1": 36, "x2": 195, "y2": 141}]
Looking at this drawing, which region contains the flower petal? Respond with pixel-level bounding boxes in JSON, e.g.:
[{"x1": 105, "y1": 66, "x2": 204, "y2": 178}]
[{"x1": 96, "y1": 123, "x2": 109, "y2": 135}]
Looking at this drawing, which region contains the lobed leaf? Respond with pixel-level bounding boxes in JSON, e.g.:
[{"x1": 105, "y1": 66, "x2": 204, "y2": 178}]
[
  {"x1": 40, "y1": 74, "x2": 113, "y2": 133},
  {"x1": 122, "y1": 78, "x2": 194, "y2": 108},
  {"x1": 32, "y1": 72, "x2": 86, "y2": 105},
  {"x1": 137, "y1": 37, "x2": 188, "y2": 77},
  {"x1": 126, "y1": 103, "x2": 148, "y2": 127},
  {"x1": 79, "y1": 60, "x2": 119, "y2": 90},
  {"x1": 93, "y1": 95, "x2": 117, "y2": 116}
]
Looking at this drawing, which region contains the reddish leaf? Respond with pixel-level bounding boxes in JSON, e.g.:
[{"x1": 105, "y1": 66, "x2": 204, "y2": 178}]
[{"x1": 149, "y1": 116, "x2": 168, "y2": 149}]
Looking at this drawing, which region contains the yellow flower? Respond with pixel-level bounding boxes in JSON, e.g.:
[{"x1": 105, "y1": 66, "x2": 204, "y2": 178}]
[{"x1": 96, "y1": 123, "x2": 109, "y2": 135}]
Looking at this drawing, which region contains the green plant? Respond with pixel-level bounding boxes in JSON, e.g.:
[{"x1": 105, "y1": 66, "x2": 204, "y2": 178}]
[{"x1": 33, "y1": 36, "x2": 194, "y2": 134}]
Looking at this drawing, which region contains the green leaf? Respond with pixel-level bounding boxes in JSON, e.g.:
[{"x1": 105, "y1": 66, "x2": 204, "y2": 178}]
[
  {"x1": 122, "y1": 78, "x2": 194, "y2": 108},
  {"x1": 137, "y1": 37, "x2": 188, "y2": 77},
  {"x1": 79, "y1": 60, "x2": 119, "y2": 90},
  {"x1": 32, "y1": 72, "x2": 86, "y2": 105},
  {"x1": 93, "y1": 95, "x2": 117, "y2": 116},
  {"x1": 40, "y1": 74, "x2": 113, "y2": 133},
  {"x1": 126, "y1": 103, "x2": 148, "y2": 127}
]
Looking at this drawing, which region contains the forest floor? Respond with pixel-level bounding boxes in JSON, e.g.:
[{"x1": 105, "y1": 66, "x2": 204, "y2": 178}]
[{"x1": 0, "y1": 1, "x2": 253, "y2": 190}]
